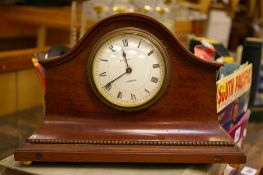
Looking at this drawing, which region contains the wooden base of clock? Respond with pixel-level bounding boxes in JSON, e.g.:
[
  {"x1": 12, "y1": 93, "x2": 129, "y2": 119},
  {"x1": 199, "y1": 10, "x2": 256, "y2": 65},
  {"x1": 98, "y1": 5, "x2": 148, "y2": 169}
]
[
  {"x1": 15, "y1": 144, "x2": 244, "y2": 163},
  {"x1": 14, "y1": 117, "x2": 245, "y2": 163},
  {"x1": 14, "y1": 13, "x2": 246, "y2": 164}
]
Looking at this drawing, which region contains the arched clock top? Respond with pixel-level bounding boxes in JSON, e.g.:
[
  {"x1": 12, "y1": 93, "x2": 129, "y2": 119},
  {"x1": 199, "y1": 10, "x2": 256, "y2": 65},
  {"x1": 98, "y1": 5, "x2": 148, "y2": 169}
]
[{"x1": 39, "y1": 13, "x2": 222, "y2": 70}]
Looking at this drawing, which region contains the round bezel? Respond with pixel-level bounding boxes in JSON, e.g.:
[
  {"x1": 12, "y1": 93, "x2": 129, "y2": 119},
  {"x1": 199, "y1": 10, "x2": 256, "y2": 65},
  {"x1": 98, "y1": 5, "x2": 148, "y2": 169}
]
[{"x1": 87, "y1": 27, "x2": 170, "y2": 112}]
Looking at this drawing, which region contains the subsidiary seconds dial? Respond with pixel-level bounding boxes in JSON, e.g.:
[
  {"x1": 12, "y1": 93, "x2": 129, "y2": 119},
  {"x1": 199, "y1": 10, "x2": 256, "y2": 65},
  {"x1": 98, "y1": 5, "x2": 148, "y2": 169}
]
[{"x1": 88, "y1": 27, "x2": 170, "y2": 111}]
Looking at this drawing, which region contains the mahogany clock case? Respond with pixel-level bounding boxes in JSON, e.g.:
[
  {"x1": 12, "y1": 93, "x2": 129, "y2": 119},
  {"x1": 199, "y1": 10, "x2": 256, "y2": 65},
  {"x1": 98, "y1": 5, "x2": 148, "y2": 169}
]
[{"x1": 14, "y1": 13, "x2": 246, "y2": 164}]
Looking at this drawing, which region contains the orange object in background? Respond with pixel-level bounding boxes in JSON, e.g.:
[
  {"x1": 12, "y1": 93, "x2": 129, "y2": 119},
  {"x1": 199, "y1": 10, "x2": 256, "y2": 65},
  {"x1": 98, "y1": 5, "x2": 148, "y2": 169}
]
[{"x1": 32, "y1": 58, "x2": 46, "y2": 92}]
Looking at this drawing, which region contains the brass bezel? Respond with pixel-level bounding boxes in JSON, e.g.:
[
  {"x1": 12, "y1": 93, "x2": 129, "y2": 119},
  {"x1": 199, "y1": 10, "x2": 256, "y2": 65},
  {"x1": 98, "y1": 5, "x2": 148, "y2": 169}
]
[{"x1": 87, "y1": 27, "x2": 171, "y2": 112}]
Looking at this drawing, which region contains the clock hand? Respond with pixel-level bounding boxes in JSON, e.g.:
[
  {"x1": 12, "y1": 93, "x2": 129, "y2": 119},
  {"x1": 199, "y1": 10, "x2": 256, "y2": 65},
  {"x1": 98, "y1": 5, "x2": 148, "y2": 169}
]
[
  {"x1": 122, "y1": 49, "x2": 130, "y2": 68},
  {"x1": 103, "y1": 71, "x2": 126, "y2": 90},
  {"x1": 103, "y1": 67, "x2": 132, "y2": 90}
]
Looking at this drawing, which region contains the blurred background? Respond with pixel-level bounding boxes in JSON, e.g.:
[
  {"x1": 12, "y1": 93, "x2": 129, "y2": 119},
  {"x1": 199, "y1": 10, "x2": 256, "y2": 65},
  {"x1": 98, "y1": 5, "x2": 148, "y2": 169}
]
[
  {"x1": 0, "y1": 0, "x2": 262, "y2": 175},
  {"x1": 0, "y1": 0, "x2": 262, "y2": 115}
]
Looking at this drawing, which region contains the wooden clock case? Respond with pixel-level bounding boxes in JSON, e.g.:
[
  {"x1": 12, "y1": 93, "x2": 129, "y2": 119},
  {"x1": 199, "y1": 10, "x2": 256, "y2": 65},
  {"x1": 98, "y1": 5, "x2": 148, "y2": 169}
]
[{"x1": 15, "y1": 13, "x2": 246, "y2": 164}]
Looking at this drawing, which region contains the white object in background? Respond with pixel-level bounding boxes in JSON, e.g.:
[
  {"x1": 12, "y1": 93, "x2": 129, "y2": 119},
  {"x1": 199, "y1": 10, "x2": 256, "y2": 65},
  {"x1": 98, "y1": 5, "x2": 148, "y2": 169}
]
[
  {"x1": 235, "y1": 45, "x2": 243, "y2": 64},
  {"x1": 70, "y1": 1, "x2": 79, "y2": 48},
  {"x1": 241, "y1": 166, "x2": 257, "y2": 175},
  {"x1": 80, "y1": 1, "x2": 89, "y2": 40},
  {"x1": 234, "y1": 127, "x2": 241, "y2": 143},
  {"x1": 206, "y1": 10, "x2": 232, "y2": 47}
]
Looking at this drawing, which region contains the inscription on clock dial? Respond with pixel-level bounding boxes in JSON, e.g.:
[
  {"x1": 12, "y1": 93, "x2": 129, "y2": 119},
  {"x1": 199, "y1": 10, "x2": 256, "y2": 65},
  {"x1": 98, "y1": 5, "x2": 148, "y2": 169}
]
[{"x1": 92, "y1": 31, "x2": 167, "y2": 108}]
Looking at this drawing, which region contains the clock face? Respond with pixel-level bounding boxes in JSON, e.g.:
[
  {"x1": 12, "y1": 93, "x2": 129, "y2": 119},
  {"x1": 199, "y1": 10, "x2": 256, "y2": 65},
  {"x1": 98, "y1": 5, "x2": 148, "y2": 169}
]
[{"x1": 88, "y1": 27, "x2": 170, "y2": 111}]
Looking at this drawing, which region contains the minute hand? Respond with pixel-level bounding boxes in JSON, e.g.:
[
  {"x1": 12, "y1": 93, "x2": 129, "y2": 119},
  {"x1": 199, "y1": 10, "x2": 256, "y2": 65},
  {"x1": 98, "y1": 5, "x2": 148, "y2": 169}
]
[{"x1": 104, "y1": 71, "x2": 126, "y2": 90}]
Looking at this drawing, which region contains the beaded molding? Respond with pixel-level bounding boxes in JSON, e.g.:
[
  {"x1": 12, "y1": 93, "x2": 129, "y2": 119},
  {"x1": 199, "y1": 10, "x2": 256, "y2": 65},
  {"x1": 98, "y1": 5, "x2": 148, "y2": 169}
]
[{"x1": 26, "y1": 139, "x2": 233, "y2": 146}]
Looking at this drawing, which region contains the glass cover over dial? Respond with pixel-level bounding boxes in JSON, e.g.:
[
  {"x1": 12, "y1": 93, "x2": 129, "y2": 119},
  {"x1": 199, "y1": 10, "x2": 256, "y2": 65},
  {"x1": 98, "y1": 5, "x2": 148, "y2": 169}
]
[{"x1": 89, "y1": 28, "x2": 169, "y2": 111}]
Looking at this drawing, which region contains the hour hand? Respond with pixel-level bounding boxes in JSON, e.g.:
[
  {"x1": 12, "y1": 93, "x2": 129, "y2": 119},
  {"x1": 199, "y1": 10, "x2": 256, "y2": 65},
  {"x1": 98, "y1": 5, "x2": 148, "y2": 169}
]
[
  {"x1": 122, "y1": 49, "x2": 129, "y2": 68},
  {"x1": 122, "y1": 49, "x2": 126, "y2": 58}
]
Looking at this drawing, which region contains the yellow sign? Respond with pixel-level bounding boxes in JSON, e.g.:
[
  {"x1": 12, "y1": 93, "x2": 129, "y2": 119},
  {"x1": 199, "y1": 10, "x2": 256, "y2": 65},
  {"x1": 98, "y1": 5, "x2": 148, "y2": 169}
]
[{"x1": 217, "y1": 64, "x2": 252, "y2": 112}]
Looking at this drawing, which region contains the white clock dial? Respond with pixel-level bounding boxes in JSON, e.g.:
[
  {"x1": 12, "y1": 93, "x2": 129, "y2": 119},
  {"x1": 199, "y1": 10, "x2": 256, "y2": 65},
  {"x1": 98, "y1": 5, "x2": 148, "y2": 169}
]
[{"x1": 89, "y1": 28, "x2": 169, "y2": 110}]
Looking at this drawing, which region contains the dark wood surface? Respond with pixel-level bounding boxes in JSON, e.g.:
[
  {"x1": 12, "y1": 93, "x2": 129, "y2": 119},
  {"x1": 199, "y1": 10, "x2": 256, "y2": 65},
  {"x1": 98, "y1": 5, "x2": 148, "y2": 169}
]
[{"x1": 14, "y1": 13, "x2": 245, "y2": 163}]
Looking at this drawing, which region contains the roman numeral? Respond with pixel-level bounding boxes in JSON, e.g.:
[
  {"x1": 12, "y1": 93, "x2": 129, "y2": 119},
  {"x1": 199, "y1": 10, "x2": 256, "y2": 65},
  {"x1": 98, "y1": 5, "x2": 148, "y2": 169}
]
[
  {"x1": 104, "y1": 83, "x2": 112, "y2": 91},
  {"x1": 99, "y1": 72, "x2": 106, "y2": 76},
  {"x1": 151, "y1": 77, "x2": 158, "y2": 83},
  {"x1": 145, "y1": 89, "x2": 150, "y2": 93},
  {"x1": 117, "y1": 91, "x2": 122, "y2": 99},
  {"x1": 122, "y1": 39, "x2": 128, "y2": 47},
  {"x1": 147, "y1": 50, "x2": 153, "y2": 56},
  {"x1": 137, "y1": 40, "x2": 141, "y2": 48},
  {"x1": 109, "y1": 45, "x2": 116, "y2": 52},
  {"x1": 101, "y1": 59, "x2": 108, "y2": 62},
  {"x1": 153, "y1": 64, "x2": 160, "y2": 68},
  {"x1": 131, "y1": 93, "x2": 136, "y2": 100}
]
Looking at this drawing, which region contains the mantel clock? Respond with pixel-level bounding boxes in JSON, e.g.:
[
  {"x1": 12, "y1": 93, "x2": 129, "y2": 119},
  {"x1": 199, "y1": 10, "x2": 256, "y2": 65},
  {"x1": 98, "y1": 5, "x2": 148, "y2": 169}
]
[{"x1": 15, "y1": 13, "x2": 245, "y2": 164}]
